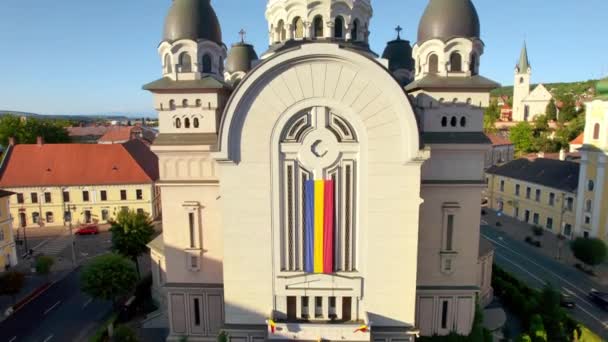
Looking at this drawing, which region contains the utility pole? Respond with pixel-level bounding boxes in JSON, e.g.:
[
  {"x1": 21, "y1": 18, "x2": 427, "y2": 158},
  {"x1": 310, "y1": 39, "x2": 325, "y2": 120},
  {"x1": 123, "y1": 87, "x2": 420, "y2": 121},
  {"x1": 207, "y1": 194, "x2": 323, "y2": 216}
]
[{"x1": 64, "y1": 203, "x2": 77, "y2": 266}]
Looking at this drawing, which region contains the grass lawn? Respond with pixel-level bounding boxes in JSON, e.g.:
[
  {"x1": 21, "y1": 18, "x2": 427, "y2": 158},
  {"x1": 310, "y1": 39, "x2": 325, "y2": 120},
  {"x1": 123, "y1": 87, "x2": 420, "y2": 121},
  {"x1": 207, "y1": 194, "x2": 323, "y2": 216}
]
[{"x1": 578, "y1": 325, "x2": 603, "y2": 342}]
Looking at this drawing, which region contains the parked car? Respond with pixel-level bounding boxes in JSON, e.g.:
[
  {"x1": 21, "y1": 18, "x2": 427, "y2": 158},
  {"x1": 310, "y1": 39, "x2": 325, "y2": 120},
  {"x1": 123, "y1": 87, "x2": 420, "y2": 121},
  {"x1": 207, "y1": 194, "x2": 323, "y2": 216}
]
[
  {"x1": 75, "y1": 224, "x2": 99, "y2": 236},
  {"x1": 560, "y1": 293, "x2": 576, "y2": 308},
  {"x1": 588, "y1": 289, "x2": 608, "y2": 310}
]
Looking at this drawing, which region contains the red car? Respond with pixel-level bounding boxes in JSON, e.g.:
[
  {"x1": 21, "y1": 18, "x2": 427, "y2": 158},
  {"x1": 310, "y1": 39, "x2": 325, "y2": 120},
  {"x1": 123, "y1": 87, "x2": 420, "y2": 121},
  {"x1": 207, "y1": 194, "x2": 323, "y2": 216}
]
[{"x1": 75, "y1": 224, "x2": 99, "y2": 235}]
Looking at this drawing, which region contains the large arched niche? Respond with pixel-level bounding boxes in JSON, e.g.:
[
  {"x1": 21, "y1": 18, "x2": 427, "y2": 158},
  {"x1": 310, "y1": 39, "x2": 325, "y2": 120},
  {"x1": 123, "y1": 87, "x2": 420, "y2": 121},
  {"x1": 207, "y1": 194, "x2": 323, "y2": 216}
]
[{"x1": 214, "y1": 43, "x2": 420, "y2": 164}]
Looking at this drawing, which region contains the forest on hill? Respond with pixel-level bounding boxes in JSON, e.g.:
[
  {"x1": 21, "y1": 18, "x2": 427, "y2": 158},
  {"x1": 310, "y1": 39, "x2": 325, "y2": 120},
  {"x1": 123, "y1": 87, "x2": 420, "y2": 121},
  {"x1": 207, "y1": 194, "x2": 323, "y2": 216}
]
[{"x1": 490, "y1": 79, "x2": 598, "y2": 98}]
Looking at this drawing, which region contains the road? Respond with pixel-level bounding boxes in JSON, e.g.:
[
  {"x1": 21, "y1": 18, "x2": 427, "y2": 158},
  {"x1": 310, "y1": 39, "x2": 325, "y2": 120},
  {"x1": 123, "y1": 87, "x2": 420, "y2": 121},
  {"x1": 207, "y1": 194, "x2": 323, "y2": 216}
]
[
  {"x1": 0, "y1": 269, "x2": 113, "y2": 342},
  {"x1": 482, "y1": 225, "x2": 608, "y2": 339}
]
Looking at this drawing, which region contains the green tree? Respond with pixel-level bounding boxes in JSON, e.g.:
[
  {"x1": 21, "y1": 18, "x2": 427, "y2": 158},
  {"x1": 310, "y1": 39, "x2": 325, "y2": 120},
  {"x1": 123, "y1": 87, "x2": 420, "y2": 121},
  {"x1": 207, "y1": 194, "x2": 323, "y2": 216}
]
[
  {"x1": 0, "y1": 114, "x2": 70, "y2": 146},
  {"x1": 517, "y1": 334, "x2": 532, "y2": 342},
  {"x1": 557, "y1": 94, "x2": 577, "y2": 123},
  {"x1": 110, "y1": 209, "x2": 155, "y2": 276},
  {"x1": 510, "y1": 122, "x2": 536, "y2": 154},
  {"x1": 35, "y1": 255, "x2": 55, "y2": 278},
  {"x1": 529, "y1": 314, "x2": 547, "y2": 342},
  {"x1": 483, "y1": 113, "x2": 498, "y2": 133},
  {"x1": 112, "y1": 325, "x2": 138, "y2": 342},
  {"x1": 538, "y1": 285, "x2": 568, "y2": 341},
  {"x1": 80, "y1": 254, "x2": 138, "y2": 308},
  {"x1": 546, "y1": 99, "x2": 558, "y2": 121},
  {"x1": 533, "y1": 115, "x2": 549, "y2": 132},
  {"x1": 0, "y1": 271, "x2": 25, "y2": 304},
  {"x1": 570, "y1": 237, "x2": 608, "y2": 269}
]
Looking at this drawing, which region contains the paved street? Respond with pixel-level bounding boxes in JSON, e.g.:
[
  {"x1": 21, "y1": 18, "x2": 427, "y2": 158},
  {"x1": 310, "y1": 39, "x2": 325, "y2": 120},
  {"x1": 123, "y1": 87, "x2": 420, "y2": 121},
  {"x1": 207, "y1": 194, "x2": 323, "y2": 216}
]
[
  {"x1": 483, "y1": 225, "x2": 608, "y2": 339},
  {"x1": 0, "y1": 269, "x2": 113, "y2": 342}
]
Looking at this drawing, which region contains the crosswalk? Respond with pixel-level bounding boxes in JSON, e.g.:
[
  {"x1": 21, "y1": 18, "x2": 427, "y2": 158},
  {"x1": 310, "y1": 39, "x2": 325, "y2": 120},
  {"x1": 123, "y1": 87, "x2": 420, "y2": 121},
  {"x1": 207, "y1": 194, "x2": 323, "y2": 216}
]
[{"x1": 34, "y1": 233, "x2": 72, "y2": 256}]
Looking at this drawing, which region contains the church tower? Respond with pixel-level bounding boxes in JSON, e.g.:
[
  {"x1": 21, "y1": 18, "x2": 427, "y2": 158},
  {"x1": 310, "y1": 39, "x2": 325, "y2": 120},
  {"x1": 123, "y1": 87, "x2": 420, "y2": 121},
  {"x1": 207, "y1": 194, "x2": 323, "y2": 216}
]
[
  {"x1": 513, "y1": 43, "x2": 531, "y2": 121},
  {"x1": 406, "y1": 0, "x2": 498, "y2": 336}
]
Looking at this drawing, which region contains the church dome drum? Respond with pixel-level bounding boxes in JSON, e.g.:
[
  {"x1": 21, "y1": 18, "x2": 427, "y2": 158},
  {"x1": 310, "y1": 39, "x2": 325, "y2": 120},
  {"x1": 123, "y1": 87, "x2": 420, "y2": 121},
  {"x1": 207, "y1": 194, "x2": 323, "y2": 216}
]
[
  {"x1": 163, "y1": 0, "x2": 223, "y2": 44},
  {"x1": 226, "y1": 42, "x2": 259, "y2": 74},
  {"x1": 417, "y1": 0, "x2": 480, "y2": 43}
]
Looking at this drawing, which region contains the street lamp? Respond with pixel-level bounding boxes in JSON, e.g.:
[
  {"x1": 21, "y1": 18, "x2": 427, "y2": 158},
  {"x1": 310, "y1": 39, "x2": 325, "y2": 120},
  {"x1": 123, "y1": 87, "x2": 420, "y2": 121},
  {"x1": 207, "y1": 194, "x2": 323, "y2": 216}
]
[{"x1": 64, "y1": 203, "x2": 77, "y2": 266}]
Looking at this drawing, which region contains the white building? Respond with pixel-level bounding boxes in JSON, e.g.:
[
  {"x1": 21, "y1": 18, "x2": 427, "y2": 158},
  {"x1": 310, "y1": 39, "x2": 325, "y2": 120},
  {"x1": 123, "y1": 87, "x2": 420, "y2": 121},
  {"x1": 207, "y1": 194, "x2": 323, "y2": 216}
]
[
  {"x1": 512, "y1": 43, "x2": 553, "y2": 122},
  {"x1": 145, "y1": 0, "x2": 495, "y2": 340}
]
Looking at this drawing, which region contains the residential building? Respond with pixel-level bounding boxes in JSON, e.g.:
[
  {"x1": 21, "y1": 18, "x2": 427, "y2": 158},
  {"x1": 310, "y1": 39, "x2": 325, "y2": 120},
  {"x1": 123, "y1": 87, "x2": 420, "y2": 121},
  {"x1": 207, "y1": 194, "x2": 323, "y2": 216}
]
[
  {"x1": 146, "y1": 0, "x2": 495, "y2": 340},
  {"x1": 512, "y1": 43, "x2": 553, "y2": 122},
  {"x1": 485, "y1": 134, "x2": 514, "y2": 168},
  {"x1": 570, "y1": 132, "x2": 584, "y2": 153},
  {"x1": 500, "y1": 103, "x2": 513, "y2": 121},
  {"x1": 67, "y1": 126, "x2": 110, "y2": 144},
  {"x1": 574, "y1": 78, "x2": 608, "y2": 239},
  {"x1": 0, "y1": 138, "x2": 160, "y2": 228},
  {"x1": 98, "y1": 125, "x2": 157, "y2": 145},
  {"x1": 486, "y1": 158, "x2": 579, "y2": 237},
  {"x1": 0, "y1": 190, "x2": 17, "y2": 272}
]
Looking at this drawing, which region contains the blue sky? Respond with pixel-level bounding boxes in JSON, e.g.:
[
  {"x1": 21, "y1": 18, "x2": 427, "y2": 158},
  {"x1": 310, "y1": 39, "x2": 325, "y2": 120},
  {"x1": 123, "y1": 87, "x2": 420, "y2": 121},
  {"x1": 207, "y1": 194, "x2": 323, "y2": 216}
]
[{"x1": 0, "y1": 0, "x2": 606, "y2": 116}]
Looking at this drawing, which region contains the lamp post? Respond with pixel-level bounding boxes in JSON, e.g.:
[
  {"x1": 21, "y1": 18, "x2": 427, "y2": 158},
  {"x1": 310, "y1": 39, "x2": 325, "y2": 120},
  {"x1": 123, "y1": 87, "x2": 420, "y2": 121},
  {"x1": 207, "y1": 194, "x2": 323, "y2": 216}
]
[{"x1": 64, "y1": 203, "x2": 77, "y2": 266}]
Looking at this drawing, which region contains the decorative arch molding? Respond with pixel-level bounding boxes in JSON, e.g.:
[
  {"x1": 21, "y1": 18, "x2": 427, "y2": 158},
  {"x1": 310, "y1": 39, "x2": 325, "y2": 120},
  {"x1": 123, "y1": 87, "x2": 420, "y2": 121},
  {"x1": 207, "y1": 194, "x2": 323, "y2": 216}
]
[{"x1": 214, "y1": 43, "x2": 420, "y2": 164}]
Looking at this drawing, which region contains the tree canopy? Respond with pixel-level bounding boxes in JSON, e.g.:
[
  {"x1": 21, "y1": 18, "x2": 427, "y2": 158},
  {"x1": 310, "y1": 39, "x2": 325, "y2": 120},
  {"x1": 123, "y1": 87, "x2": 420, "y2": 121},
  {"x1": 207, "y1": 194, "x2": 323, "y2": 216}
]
[
  {"x1": 510, "y1": 122, "x2": 535, "y2": 154},
  {"x1": 571, "y1": 237, "x2": 607, "y2": 267},
  {"x1": 110, "y1": 209, "x2": 155, "y2": 275},
  {"x1": 545, "y1": 99, "x2": 557, "y2": 121},
  {"x1": 0, "y1": 114, "x2": 71, "y2": 146},
  {"x1": 80, "y1": 254, "x2": 138, "y2": 305}
]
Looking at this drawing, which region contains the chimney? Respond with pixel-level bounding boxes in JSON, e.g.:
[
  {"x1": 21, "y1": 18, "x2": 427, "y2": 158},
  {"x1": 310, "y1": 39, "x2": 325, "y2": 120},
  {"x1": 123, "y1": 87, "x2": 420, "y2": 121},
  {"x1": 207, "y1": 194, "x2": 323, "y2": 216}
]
[
  {"x1": 36, "y1": 136, "x2": 44, "y2": 146},
  {"x1": 8, "y1": 137, "x2": 15, "y2": 146},
  {"x1": 559, "y1": 149, "x2": 566, "y2": 161}
]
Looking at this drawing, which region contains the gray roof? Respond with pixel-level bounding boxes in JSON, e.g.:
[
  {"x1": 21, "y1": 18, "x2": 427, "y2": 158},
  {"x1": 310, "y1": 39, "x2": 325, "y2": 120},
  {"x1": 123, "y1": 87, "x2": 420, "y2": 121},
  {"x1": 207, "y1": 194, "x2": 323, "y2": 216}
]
[
  {"x1": 516, "y1": 42, "x2": 531, "y2": 72},
  {"x1": 486, "y1": 158, "x2": 580, "y2": 193},
  {"x1": 417, "y1": 0, "x2": 480, "y2": 43},
  {"x1": 163, "y1": 0, "x2": 222, "y2": 44},
  {"x1": 226, "y1": 43, "x2": 258, "y2": 74},
  {"x1": 381, "y1": 38, "x2": 414, "y2": 72},
  {"x1": 142, "y1": 76, "x2": 230, "y2": 91},
  {"x1": 405, "y1": 74, "x2": 500, "y2": 92},
  {"x1": 422, "y1": 132, "x2": 491, "y2": 145}
]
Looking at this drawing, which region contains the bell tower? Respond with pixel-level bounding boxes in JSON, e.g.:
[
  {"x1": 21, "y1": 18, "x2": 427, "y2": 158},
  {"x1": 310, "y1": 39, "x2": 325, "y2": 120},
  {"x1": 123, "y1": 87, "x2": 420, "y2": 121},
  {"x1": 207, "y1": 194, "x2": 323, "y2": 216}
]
[{"x1": 513, "y1": 42, "x2": 531, "y2": 121}]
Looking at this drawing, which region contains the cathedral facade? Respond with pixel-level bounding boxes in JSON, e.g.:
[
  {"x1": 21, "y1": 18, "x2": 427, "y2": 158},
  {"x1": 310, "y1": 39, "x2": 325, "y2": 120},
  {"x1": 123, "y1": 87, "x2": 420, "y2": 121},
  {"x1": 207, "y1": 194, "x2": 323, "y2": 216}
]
[{"x1": 145, "y1": 0, "x2": 496, "y2": 341}]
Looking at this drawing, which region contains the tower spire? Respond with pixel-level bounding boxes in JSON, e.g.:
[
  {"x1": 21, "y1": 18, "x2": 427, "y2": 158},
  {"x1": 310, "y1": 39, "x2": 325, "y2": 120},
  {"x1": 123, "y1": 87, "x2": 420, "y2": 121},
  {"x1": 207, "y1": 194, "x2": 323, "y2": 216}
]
[{"x1": 517, "y1": 42, "x2": 530, "y2": 73}]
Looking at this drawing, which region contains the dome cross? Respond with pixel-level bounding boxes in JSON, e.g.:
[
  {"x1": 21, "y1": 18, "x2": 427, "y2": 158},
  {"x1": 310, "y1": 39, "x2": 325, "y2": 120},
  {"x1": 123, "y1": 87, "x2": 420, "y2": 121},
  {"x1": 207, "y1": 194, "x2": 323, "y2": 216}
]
[
  {"x1": 395, "y1": 25, "x2": 403, "y2": 39},
  {"x1": 239, "y1": 29, "x2": 246, "y2": 43}
]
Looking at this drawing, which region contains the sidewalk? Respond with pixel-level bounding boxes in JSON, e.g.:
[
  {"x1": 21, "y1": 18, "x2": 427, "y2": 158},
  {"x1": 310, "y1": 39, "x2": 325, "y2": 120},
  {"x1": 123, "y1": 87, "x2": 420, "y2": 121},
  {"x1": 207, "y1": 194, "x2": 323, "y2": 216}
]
[{"x1": 483, "y1": 208, "x2": 608, "y2": 285}]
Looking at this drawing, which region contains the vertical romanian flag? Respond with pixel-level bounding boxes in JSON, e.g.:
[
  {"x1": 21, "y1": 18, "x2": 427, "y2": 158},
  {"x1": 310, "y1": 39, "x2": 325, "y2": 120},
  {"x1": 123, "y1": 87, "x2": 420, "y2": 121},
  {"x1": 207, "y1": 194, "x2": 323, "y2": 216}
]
[{"x1": 304, "y1": 179, "x2": 334, "y2": 274}]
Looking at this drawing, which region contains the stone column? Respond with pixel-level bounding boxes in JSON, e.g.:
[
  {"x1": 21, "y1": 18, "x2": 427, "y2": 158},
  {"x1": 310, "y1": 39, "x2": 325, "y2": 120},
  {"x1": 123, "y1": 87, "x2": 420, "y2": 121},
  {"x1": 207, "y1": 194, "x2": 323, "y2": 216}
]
[
  {"x1": 591, "y1": 154, "x2": 606, "y2": 237},
  {"x1": 345, "y1": 25, "x2": 352, "y2": 41},
  {"x1": 574, "y1": 151, "x2": 588, "y2": 236},
  {"x1": 286, "y1": 24, "x2": 294, "y2": 40},
  {"x1": 325, "y1": 21, "x2": 334, "y2": 39}
]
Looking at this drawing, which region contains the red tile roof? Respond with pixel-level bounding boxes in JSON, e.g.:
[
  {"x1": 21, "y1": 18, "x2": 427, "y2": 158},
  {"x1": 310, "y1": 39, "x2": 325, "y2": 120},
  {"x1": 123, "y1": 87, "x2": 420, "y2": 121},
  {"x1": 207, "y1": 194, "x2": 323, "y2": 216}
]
[
  {"x1": 570, "y1": 133, "x2": 584, "y2": 145},
  {"x1": 0, "y1": 140, "x2": 158, "y2": 187},
  {"x1": 67, "y1": 126, "x2": 109, "y2": 137},
  {"x1": 486, "y1": 134, "x2": 512, "y2": 146},
  {"x1": 98, "y1": 126, "x2": 157, "y2": 144}
]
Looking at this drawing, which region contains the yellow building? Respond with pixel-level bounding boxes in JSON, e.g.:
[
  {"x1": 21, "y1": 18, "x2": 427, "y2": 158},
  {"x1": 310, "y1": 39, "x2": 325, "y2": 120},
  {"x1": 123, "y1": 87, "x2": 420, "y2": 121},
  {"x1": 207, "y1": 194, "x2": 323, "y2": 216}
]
[
  {"x1": 486, "y1": 158, "x2": 579, "y2": 237},
  {"x1": 0, "y1": 190, "x2": 17, "y2": 272},
  {"x1": 575, "y1": 78, "x2": 608, "y2": 239},
  {"x1": 0, "y1": 139, "x2": 160, "y2": 228}
]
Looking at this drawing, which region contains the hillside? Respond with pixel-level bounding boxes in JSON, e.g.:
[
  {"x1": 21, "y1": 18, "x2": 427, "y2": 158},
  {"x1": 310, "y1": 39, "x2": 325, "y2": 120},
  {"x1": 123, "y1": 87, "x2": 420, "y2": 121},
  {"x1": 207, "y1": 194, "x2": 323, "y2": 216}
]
[
  {"x1": 490, "y1": 79, "x2": 598, "y2": 99},
  {"x1": 0, "y1": 110, "x2": 131, "y2": 122}
]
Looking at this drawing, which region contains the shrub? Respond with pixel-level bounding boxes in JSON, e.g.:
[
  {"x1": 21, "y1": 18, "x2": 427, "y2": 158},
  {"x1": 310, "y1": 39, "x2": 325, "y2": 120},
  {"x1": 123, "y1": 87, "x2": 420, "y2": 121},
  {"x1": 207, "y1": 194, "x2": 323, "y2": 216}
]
[
  {"x1": 112, "y1": 325, "x2": 138, "y2": 342},
  {"x1": 571, "y1": 238, "x2": 607, "y2": 268},
  {"x1": 35, "y1": 255, "x2": 54, "y2": 276},
  {"x1": 532, "y1": 226, "x2": 544, "y2": 236}
]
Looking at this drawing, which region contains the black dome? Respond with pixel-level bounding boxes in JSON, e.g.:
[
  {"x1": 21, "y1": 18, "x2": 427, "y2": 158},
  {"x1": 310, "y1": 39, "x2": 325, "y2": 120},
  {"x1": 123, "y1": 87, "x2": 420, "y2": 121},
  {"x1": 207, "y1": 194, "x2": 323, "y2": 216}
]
[
  {"x1": 226, "y1": 43, "x2": 258, "y2": 74},
  {"x1": 382, "y1": 38, "x2": 414, "y2": 72},
  {"x1": 417, "y1": 0, "x2": 480, "y2": 43},
  {"x1": 163, "y1": 0, "x2": 222, "y2": 44}
]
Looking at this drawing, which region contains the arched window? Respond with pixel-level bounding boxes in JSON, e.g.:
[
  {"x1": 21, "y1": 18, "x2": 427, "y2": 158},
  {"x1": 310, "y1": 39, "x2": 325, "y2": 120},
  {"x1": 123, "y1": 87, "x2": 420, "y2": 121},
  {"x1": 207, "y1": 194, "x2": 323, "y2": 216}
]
[
  {"x1": 184, "y1": 118, "x2": 191, "y2": 129},
  {"x1": 334, "y1": 17, "x2": 344, "y2": 38},
  {"x1": 175, "y1": 118, "x2": 181, "y2": 128},
  {"x1": 441, "y1": 117, "x2": 448, "y2": 127},
  {"x1": 460, "y1": 117, "x2": 467, "y2": 127},
  {"x1": 32, "y1": 212, "x2": 40, "y2": 224},
  {"x1": 179, "y1": 52, "x2": 192, "y2": 73},
  {"x1": 313, "y1": 16, "x2": 324, "y2": 38},
  {"x1": 169, "y1": 100, "x2": 176, "y2": 110},
  {"x1": 46, "y1": 212, "x2": 54, "y2": 223},
  {"x1": 450, "y1": 52, "x2": 462, "y2": 72},
  {"x1": 351, "y1": 19, "x2": 359, "y2": 41},
  {"x1": 428, "y1": 54, "x2": 439, "y2": 74},
  {"x1": 293, "y1": 17, "x2": 304, "y2": 39},
  {"x1": 193, "y1": 118, "x2": 200, "y2": 128},
  {"x1": 520, "y1": 77, "x2": 524, "y2": 84},
  {"x1": 469, "y1": 54, "x2": 477, "y2": 75},
  {"x1": 195, "y1": 99, "x2": 202, "y2": 107},
  {"x1": 450, "y1": 116, "x2": 457, "y2": 127},
  {"x1": 202, "y1": 54, "x2": 212, "y2": 73},
  {"x1": 589, "y1": 180, "x2": 595, "y2": 192},
  {"x1": 277, "y1": 20, "x2": 286, "y2": 41},
  {"x1": 594, "y1": 123, "x2": 600, "y2": 139},
  {"x1": 164, "y1": 54, "x2": 172, "y2": 73},
  {"x1": 182, "y1": 99, "x2": 188, "y2": 107},
  {"x1": 586, "y1": 199, "x2": 593, "y2": 213}
]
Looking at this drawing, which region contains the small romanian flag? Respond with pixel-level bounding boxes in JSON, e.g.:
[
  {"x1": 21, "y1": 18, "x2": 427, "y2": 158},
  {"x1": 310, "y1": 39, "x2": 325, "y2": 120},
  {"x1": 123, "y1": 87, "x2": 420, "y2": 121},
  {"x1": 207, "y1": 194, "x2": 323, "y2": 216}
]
[
  {"x1": 304, "y1": 179, "x2": 335, "y2": 274},
  {"x1": 354, "y1": 324, "x2": 370, "y2": 333},
  {"x1": 267, "y1": 319, "x2": 277, "y2": 334}
]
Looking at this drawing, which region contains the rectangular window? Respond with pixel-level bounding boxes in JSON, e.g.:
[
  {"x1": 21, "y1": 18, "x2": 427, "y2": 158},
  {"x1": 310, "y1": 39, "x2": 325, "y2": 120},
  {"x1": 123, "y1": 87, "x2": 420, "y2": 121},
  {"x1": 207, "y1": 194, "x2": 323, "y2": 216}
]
[
  {"x1": 515, "y1": 184, "x2": 520, "y2": 196},
  {"x1": 514, "y1": 207, "x2": 519, "y2": 219},
  {"x1": 564, "y1": 224, "x2": 572, "y2": 236},
  {"x1": 585, "y1": 216, "x2": 591, "y2": 225},
  {"x1": 82, "y1": 191, "x2": 90, "y2": 202},
  {"x1": 44, "y1": 192, "x2": 52, "y2": 203},
  {"x1": 546, "y1": 217, "x2": 553, "y2": 230},
  {"x1": 535, "y1": 189, "x2": 541, "y2": 202},
  {"x1": 137, "y1": 208, "x2": 144, "y2": 215},
  {"x1": 302, "y1": 297, "x2": 310, "y2": 319},
  {"x1": 136, "y1": 189, "x2": 143, "y2": 200},
  {"x1": 189, "y1": 212, "x2": 196, "y2": 249},
  {"x1": 193, "y1": 298, "x2": 201, "y2": 326},
  {"x1": 31, "y1": 193, "x2": 38, "y2": 204},
  {"x1": 446, "y1": 214, "x2": 454, "y2": 251},
  {"x1": 62, "y1": 191, "x2": 70, "y2": 203},
  {"x1": 190, "y1": 255, "x2": 198, "y2": 269},
  {"x1": 329, "y1": 296, "x2": 337, "y2": 318},
  {"x1": 0, "y1": 228, "x2": 4, "y2": 241},
  {"x1": 533, "y1": 213, "x2": 539, "y2": 225},
  {"x1": 525, "y1": 210, "x2": 530, "y2": 223},
  {"x1": 102, "y1": 209, "x2": 109, "y2": 221},
  {"x1": 500, "y1": 180, "x2": 505, "y2": 192},
  {"x1": 100, "y1": 190, "x2": 107, "y2": 201},
  {"x1": 315, "y1": 297, "x2": 323, "y2": 318},
  {"x1": 287, "y1": 296, "x2": 297, "y2": 320},
  {"x1": 566, "y1": 197, "x2": 574, "y2": 211},
  {"x1": 441, "y1": 301, "x2": 449, "y2": 329},
  {"x1": 17, "y1": 193, "x2": 24, "y2": 204},
  {"x1": 526, "y1": 187, "x2": 531, "y2": 199},
  {"x1": 120, "y1": 190, "x2": 127, "y2": 201},
  {"x1": 549, "y1": 193, "x2": 555, "y2": 206}
]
